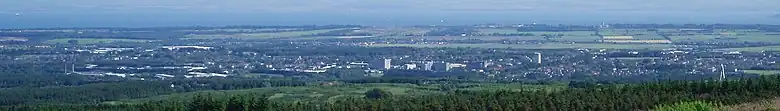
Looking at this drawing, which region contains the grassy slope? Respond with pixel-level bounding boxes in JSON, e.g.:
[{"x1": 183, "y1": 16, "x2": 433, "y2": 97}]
[{"x1": 110, "y1": 83, "x2": 561, "y2": 104}]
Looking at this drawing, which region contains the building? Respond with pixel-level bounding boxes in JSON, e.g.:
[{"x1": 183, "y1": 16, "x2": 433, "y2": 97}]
[
  {"x1": 370, "y1": 59, "x2": 392, "y2": 70},
  {"x1": 432, "y1": 62, "x2": 451, "y2": 72},
  {"x1": 404, "y1": 64, "x2": 417, "y2": 70},
  {"x1": 162, "y1": 46, "x2": 213, "y2": 50},
  {"x1": 423, "y1": 61, "x2": 434, "y2": 71},
  {"x1": 535, "y1": 52, "x2": 542, "y2": 64},
  {"x1": 467, "y1": 61, "x2": 491, "y2": 69}
]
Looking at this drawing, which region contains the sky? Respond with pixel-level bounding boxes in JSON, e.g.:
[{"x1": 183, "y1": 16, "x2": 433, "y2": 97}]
[{"x1": 0, "y1": 0, "x2": 778, "y2": 28}]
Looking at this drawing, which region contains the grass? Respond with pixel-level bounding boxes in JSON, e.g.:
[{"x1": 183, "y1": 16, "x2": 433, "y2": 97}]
[
  {"x1": 111, "y1": 83, "x2": 442, "y2": 104},
  {"x1": 109, "y1": 83, "x2": 559, "y2": 104},
  {"x1": 598, "y1": 29, "x2": 655, "y2": 36},
  {"x1": 653, "y1": 101, "x2": 721, "y2": 111},
  {"x1": 184, "y1": 29, "x2": 345, "y2": 40},
  {"x1": 477, "y1": 28, "x2": 520, "y2": 34},
  {"x1": 368, "y1": 43, "x2": 674, "y2": 50},
  {"x1": 670, "y1": 33, "x2": 780, "y2": 43},
  {"x1": 720, "y1": 98, "x2": 780, "y2": 111},
  {"x1": 44, "y1": 38, "x2": 157, "y2": 44},
  {"x1": 550, "y1": 35, "x2": 602, "y2": 42},
  {"x1": 610, "y1": 57, "x2": 663, "y2": 60},
  {"x1": 430, "y1": 36, "x2": 549, "y2": 41},
  {"x1": 742, "y1": 70, "x2": 780, "y2": 75},
  {"x1": 718, "y1": 46, "x2": 780, "y2": 52}
]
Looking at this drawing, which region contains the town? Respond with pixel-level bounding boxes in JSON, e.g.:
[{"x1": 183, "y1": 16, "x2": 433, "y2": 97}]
[{"x1": 2, "y1": 24, "x2": 779, "y2": 83}]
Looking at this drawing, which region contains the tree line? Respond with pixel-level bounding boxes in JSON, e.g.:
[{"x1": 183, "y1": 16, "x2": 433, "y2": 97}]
[{"x1": 7, "y1": 75, "x2": 780, "y2": 110}]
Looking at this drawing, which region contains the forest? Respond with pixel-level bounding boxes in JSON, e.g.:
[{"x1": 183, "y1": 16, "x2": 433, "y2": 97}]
[{"x1": 5, "y1": 75, "x2": 780, "y2": 111}]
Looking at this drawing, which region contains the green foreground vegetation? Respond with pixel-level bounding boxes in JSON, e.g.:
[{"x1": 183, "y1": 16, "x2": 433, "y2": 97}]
[
  {"x1": 369, "y1": 43, "x2": 674, "y2": 50},
  {"x1": 11, "y1": 76, "x2": 780, "y2": 111},
  {"x1": 44, "y1": 38, "x2": 157, "y2": 44},
  {"x1": 113, "y1": 83, "x2": 564, "y2": 105}
]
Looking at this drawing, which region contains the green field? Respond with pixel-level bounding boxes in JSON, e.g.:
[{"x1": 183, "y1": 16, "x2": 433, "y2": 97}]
[
  {"x1": 369, "y1": 43, "x2": 674, "y2": 50},
  {"x1": 44, "y1": 38, "x2": 157, "y2": 44},
  {"x1": 477, "y1": 28, "x2": 520, "y2": 34},
  {"x1": 718, "y1": 46, "x2": 780, "y2": 52},
  {"x1": 669, "y1": 32, "x2": 780, "y2": 43},
  {"x1": 527, "y1": 31, "x2": 600, "y2": 42},
  {"x1": 110, "y1": 83, "x2": 560, "y2": 104},
  {"x1": 475, "y1": 30, "x2": 600, "y2": 42},
  {"x1": 598, "y1": 29, "x2": 656, "y2": 36},
  {"x1": 185, "y1": 29, "x2": 344, "y2": 39},
  {"x1": 743, "y1": 70, "x2": 780, "y2": 75}
]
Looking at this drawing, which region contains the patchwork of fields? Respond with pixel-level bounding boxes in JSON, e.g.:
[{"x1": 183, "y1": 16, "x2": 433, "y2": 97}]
[
  {"x1": 44, "y1": 38, "x2": 157, "y2": 44},
  {"x1": 184, "y1": 29, "x2": 345, "y2": 40},
  {"x1": 369, "y1": 43, "x2": 674, "y2": 50}
]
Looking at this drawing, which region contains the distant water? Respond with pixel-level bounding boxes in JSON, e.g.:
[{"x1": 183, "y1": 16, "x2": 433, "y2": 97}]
[{"x1": 0, "y1": 12, "x2": 776, "y2": 28}]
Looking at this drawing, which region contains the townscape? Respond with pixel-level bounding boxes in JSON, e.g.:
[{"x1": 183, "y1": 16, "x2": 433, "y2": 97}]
[
  {"x1": 3, "y1": 24, "x2": 779, "y2": 82},
  {"x1": 3, "y1": 24, "x2": 780, "y2": 110}
]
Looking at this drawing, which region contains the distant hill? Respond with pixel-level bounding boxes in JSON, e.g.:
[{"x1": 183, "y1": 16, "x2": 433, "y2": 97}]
[{"x1": 773, "y1": 14, "x2": 780, "y2": 18}]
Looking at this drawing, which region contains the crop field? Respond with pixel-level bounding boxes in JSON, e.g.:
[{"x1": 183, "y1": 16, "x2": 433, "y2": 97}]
[
  {"x1": 743, "y1": 70, "x2": 780, "y2": 75},
  {"x1": 111, "y1": 83, "x2": 559, "y2": 104},
  {"x1": 368, "y1": 43, "x2": 674, "y2": 50},
  {"x1": 548, "y1": 35, "x2": 602, "y2": 42},
  {"x1": 609, "y1": 57, "x2": 663, "y2": 60},
  {"x1": 669, "y1": 33, "x2": 780, "y2": 43},
  {"x1": 602, "y1": 39, "x2": 672, "y2": 44},
  {"x1": 525, "y1": 31, "x2": 600, "y2": 42},
  {"x1": 477, "y1": 28, "x2": 521, "y2": 34},
  {"x1": 719, "y1": 45, "x2": 780, "y2": 52},
  {"x1": 184, "y1": 29, "x2": 344, "y2": 39},
  {"x1": 598, "y1": 29, "x2": 656, "y2": 36},
  {"x1": 522, "y1": 31, "x2": 596, "y2": 36},
  {"x1": 387, "y1": 28, "x2": 431, "y2": 36},
  {"x1": 178, "y1": 28, "x2": 302, "y2": 33},
  {"x1": 396, "y1": 36, "x2": 548, "y2": 41},
  {"x1": 44, "y1": 38, "x2": 157, "y2": 44}
]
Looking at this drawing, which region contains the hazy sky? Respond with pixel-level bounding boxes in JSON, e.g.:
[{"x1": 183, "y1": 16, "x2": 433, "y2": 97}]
[
  {"x1": 0, "y1": 0, "x2": 777, "y2": 28},
  {"x1": 1, "y1": 0, "x2": 778, "y2": 13}
]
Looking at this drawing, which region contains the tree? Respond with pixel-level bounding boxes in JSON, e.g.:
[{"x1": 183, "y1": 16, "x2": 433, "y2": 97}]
[
  {"x1": 226, "y1": 96, "x2": 245, "y2": 111},
  {"x1": 67, "y1": 40, "x2": 79, "y2": 45},
  {"x1": 364, "y1": 88, "x2": 392, "y2": 99}
]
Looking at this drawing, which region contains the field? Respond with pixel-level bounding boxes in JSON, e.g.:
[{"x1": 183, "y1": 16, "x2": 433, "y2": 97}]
[
  {"x1": 598, "y1": 29, "x2": 655, "y2": 36},
  {"x1": 670, "y1": 34, "x2": 780, "y2": 43},
  {"x1": 477, "y1": 28, "x2": 521, "y2": 34},
  {"x1": 476, "y1": 29, "x2": 600, "y2": 42},
  {"x1": 111, "y1": 83, "x2": 561, "y2": 104},
  {"x1": 44, "y1": 38, "x2": 157, "y2": 44},
  {"x1": 420, "y1": 36, "x2": 548, "y2": 41},
  {"x1": 368, "y1": 43, "x2": 674, "y2": 50},
  {"x1": 743, "y1": 70, "x2": 780, "y2": 75},
  {"x1": 538, "y1": 31, "x2": 600, "y2": 42},
  {"x1": 609, "y1": 57, "x2": 663, "y2": 60},
  {"x1": 602, "y1": 40, "x2": 672, "y2": 44},
  {"x1": 184, "y1": 29, "x2": 344, "y2": 40},
  {"x1": 598, "y1": 29, "x2": 668, "y2": 44},
  {"x1": 719, "y1": 46, "x2": 780, "y2": 52}
]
